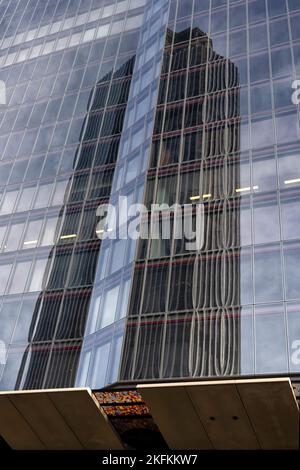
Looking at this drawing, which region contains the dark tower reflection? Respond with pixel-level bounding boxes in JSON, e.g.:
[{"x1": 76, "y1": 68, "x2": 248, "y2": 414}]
[
  {"x1": 15, "y1": 56, "x2": 136, "y2": 389},
  {"x1": 121, "y1": 26, "x2": 242, "y2": 380}
]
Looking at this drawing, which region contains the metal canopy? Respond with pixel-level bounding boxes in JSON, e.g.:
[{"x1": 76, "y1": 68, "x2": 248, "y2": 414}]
[
  {"x1": 0, "y1": 388, "x2": 123, "y2": 450},
  {"x1": 137, "y1": 378, "x2": 299, "y2": 450}
]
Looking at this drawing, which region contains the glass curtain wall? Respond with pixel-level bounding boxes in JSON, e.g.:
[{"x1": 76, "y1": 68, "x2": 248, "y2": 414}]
[
  {"x1": 120, "y1": 0, "x2": 300, "y2": 381},
  {"x1": 1, "y1": 0, "x2": 300, "y2": 391},
  {"x1": 76, "y1": 0, "x2": 169, "y2": 390},
  {"x1": 0, "y1": 0, "x2": 146, "y2": 390}
]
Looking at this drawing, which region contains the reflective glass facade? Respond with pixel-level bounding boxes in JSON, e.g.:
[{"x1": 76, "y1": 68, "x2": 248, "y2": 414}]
[
  {"x1": 119, "y1": 0, "x2": 300, "y2": 382},
  {"x1": 1, "y1": 0, "x2": 300, "y2": 391},
  {"x1": 0, "y1": 0, "x2": 146, "y2": 389}
]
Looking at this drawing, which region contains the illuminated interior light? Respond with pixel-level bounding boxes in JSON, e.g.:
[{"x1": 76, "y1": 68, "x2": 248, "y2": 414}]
[
  {"x1": 60, "y1": 234, "x2": 77, "y2": 240},
  {"x1": 235, "y1": 186, "x2": 258, "y2": 193},
  {"x1": 190, "y1": 193, "x2": 212, "y2": 201},
  {"x1": 23, "y1": 240, "x2": 38, "y2": 245},
  {"x1": 284, "y1": 178, "x2": 300, "y2": 185},
  {"x1": 95, "y1": 228, "x2": 113, "y2": 234}
]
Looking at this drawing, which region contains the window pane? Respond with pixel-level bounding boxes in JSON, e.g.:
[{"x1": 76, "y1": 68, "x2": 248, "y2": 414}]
[
  {"x1": 240, "y1": 204, "x2": 252, "y2": 247},
  {"x1": 255, "y1": 306, "x2": 287, "y2": 373},
  {"x1": 276, "y1": 113, "x2": 300, "y2": 144},
  {"x1": 251, "y1": 117, "x2": 274, "y2": 149},
  {"x1": 0, "y1": 224, "x2": 7, "y2": 250},
  {"x1": 4, "y1": 221, "x2": 25, "y2": 252},
  {"x1": 52, "y1": 180, "x2": 69, "y2": 206},
  {"x1": 108, "y1": 240, "x2": 126, "y2": 274},
  {"x1": 99, "y1": 285, "x2": 120, "y2": 329},
  {"x1": 89, "y1": 342, "x2": 110, "y2": 388},
  {"x1": 16, "y1": 186, "x2": 36, "y2": 212},
  {"x1": 282, "y1": 198, "x2": 300, "y2": 240},
  {"x1": 0, "y1": 264, "x2": 12, "y2": 295},
  {"x1": 8, "y1": 261, "x2": 32, "y2": 294},
  {"x1": 240, "y1": 250, "x2": 253, "y2": 305},
  {"x1": 142, "y1": 265, "x2": 168, "y2": 314},
  {"x1": 12, "y1": 296, "x2": 39, "y2": 343},
  {"x1": 119, "y1": 278, "x2": 131, "y2": 319},
  {"x1": 254, "y1": 246, "x2": 283, "y2": 303},
  {"x1": 23, "y1": 219, "x2": 43, "y2": 249},
  {"x1": 253, "y1": 157, "x2": 277, "y2": 192},
  {"x1": 253, "y1": 199, "x2": 280, "y2": 244},
  {"x1": 41, "y1": 216, "x2": 60, "y2": 246},
  {"x1": 0, "y1": 190, "x2": 18, "y2": 214},
  {"x1": 284, "y1": 243, "x2": 300, "y2": 300},
  {"x1": 157, "y1": 174, "x2": 177, "y2": 205},
  {"x1": 240, "y1": 307, "x2": 254, "y2": 374},
  {"x1": 28, "y1": 258, "x2": 48, "y2": 292},
  {"x1": 0, "y1": 299, "x2": 20, "y2": 344},
  {"x1": 278, "y1": 153, "x2": 300, "y2": 188},
  {"x1": 34, "y1": 183, "x2": 53, "y2": 209},
  {"x1": 0, "y1": 345, "x2": 27, "y2": 390},
  {"x1": 287, "y1": 304, "x2": 300, "y2": 373}
]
